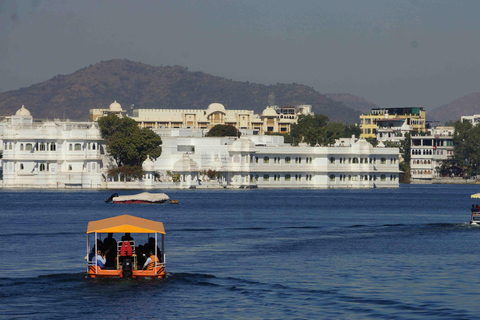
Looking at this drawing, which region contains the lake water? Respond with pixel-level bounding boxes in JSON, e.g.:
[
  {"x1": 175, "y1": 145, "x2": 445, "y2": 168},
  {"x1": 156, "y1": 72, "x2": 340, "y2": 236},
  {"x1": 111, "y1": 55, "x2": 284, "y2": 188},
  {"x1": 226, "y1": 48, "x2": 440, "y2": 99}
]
[{"x1": 0, "y1": 184, "x2": 479, "y2": 319}]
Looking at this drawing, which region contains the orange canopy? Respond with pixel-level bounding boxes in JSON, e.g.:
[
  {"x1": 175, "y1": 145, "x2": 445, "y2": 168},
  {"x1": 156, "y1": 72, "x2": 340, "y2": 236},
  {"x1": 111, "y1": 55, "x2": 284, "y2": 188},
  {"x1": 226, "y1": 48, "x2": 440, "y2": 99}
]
[{"x1": 87, "y1": 214, "x2": 165, "y2": 234}]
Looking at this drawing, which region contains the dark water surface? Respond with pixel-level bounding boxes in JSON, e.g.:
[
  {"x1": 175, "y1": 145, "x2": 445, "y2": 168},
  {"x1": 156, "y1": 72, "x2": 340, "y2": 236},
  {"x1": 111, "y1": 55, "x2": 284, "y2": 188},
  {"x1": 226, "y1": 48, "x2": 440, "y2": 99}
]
[{"x1": 0, "y1": 185, "x2": 479, "y2": 319}]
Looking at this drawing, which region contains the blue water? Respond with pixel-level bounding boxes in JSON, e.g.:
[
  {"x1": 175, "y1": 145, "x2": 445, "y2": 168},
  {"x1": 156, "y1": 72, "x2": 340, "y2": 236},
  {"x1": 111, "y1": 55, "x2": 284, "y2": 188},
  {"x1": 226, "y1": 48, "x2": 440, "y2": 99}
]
[{"x1": 0, "y1": 185, "x2": 479, "y2": 319}]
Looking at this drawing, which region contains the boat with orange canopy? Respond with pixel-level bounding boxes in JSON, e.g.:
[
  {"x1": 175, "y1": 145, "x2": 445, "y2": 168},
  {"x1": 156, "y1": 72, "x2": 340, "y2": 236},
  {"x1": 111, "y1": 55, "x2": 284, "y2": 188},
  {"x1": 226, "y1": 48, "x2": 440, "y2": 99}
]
[{"x1": 86, "y1": 214, "x2": 166, "y2": 278}]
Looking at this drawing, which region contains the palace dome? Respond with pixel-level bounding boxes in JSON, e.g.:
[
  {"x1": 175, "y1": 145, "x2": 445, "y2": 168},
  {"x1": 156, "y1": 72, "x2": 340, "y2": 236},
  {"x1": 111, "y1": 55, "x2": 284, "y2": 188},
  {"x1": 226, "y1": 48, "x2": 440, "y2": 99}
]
[
  {"x1": 15, "y1": 105, "x2": 31, "y2": 116},
  {"x1": 261, "y1": 107, "x2": 278, "y2": 117},
  {"x1": 109, "y1": 100, "x2": 122, "y2": 111},
  {"x1": 206, "y1": 103, "x2": 226, "y2": 115}
]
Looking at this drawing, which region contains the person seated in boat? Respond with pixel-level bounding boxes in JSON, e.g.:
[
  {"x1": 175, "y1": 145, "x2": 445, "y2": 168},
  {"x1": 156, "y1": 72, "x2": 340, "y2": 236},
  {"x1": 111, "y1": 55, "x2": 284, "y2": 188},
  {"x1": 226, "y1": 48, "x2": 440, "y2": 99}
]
[
  {"x1": 103, "y1": 233, "x2": 117, "y2": 268},
  {"x1": 147, "y1": 237, "x2": 163, "y2": 262},
  {"x1": 136, "y1": 245, "x2": 147, "y2": 269},
  {"x1": 92, "y1": 248, "x2": 106, "y2": 269},
  {"x1": 142, "y1": 248, "x2": 160, "y2": 270},
  {"x1": 121, "y1": 233, "x2": 134, "y2": 242},
  {"x1": 88, "y1": 240, "x2": 104, "y2": 261}
]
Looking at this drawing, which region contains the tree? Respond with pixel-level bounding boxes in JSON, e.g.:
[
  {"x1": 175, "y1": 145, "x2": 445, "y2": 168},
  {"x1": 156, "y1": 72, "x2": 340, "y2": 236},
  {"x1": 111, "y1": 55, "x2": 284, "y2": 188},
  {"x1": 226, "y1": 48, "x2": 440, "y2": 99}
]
[
  {"x1": 206, "y1": 124, "x2": 240, "y2": 137},
  {"x1": 399, "y1": 132, "x2": 411, "y2": 183},
  {"x1": 97, "y1": 114, "x2": 162, "y2": 171},
  {"x1": 290, "y1": 114, "x2": 358, "y2": 146}
]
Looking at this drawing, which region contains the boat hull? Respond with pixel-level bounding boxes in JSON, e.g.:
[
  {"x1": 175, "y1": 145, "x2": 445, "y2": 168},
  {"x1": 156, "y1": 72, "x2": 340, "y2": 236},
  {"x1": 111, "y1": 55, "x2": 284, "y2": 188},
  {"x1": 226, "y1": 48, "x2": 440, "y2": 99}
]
[
  {"x1": 112, "y1": 200, "x2": 167, "y2": 204},
  {"x1": 87, "y1": 266, "x2": 165, "y2": 278}
]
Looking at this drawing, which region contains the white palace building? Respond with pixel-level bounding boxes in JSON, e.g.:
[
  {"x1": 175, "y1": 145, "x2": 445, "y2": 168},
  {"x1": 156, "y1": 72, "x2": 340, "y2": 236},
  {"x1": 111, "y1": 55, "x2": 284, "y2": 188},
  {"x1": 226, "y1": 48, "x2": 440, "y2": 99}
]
[{"x1": 0, "y1": 104, "x2": 401, "y2": 189}]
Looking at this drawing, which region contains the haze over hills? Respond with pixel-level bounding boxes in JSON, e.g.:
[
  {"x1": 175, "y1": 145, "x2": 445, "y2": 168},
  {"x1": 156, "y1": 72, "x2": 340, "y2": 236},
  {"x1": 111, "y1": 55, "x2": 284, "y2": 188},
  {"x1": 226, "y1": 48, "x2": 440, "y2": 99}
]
[
  {"x1": 0, "y1": 59, "x2": 362, "y2": 123},
  {"x1": 429, "y1": 93, "x2": 480, "y2": 124},
  {"x1": 325, "y1": 93, "x2": 379, "y2": 114}
]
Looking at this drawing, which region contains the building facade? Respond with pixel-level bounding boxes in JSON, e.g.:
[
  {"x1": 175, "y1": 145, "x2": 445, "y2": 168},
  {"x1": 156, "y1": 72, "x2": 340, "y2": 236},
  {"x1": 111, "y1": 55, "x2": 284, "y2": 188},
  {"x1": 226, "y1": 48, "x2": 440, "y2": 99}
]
[
  {"x1": 1, "y1": 106, "x2": 400, "y2": 189},
  {"x1": 360, "y1": 107, "x2": 426, "y2": 139},
  {"x1": 2, "y1": 106, "x2": 107, "y2": 188},
  {"x1": 410, "y1": 126, "x2": 454, "y2": 183},
  {"x1": 128, "y1": 102, "x2": 313, "y2": 134}
]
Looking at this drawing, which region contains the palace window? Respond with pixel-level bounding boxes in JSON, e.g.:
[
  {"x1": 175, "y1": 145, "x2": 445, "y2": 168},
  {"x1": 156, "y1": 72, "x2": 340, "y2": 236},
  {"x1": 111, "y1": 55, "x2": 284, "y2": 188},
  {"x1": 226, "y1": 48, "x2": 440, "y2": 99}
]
[
  {"x1": 75, "y1": 143, "x2": 82, "y2": 151},
  {"x1": 285, "y1": 157, "x2": 291, "y2": 164},
  {"x1": 50, "y1": 143, "x2": 56, "y2": 151},
  {"x1": 39, "y1": 163, "x2": 46, "y2": 172},
  {"x1": 329, "y1": 174, "x2": 335, "y2": 181},
  {"x1": 39, "y1": 143, "x2": 46, "y2": 151},
  {"x1": 20, "y1": 144, "x2": 24, "y2": 151},
  {"x1": 26, "y1": 143, "x2": 33, "y2": 151},
  {"x1": 263, "y1": 174, "x2": 270, "y2": 181},
  {"x1": 330, "y1": 157, "x2": 335, "y2": 164},
  {"x1": 285, "y1": 174, "x2": 291, "y2": 181},
  {"x1": 381, "y1": 158, "x2": 386, "y2": 164},
  {"x1": 263, "y1": 157, "x2": 269, "y2": 163}
]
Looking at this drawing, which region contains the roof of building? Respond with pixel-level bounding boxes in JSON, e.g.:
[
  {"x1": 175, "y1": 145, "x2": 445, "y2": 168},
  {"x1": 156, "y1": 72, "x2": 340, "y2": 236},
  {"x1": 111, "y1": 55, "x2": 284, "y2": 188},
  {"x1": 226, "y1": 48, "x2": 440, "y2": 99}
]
[{"x1": 15, "y1": 105, "x2": 31, "y2": 116}]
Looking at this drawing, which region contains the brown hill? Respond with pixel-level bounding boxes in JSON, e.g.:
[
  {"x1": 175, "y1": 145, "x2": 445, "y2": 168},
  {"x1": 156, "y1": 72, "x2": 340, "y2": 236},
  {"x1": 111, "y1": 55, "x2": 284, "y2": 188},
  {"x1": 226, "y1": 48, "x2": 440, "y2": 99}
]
[
  {"x1": 0, "y1": 59, "x2": 361, "y2": 123},
  {"x1": 325, "y1": 93, "x2": 379, "y2": 113},
  {"x1": 429, "y1": 92, "x2": 480, "y2": 124}
]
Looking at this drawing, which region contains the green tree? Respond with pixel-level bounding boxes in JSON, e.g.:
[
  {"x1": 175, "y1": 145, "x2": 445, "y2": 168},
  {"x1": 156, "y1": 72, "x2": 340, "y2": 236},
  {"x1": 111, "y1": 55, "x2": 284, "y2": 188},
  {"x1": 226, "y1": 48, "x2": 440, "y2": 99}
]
[
  {"x1": 97, "y1": 114, "x2": 162, "y2": 168},
  {"x1": 290, "y1": 114, "x2": 357, "y2": 146},
  {"x1": 206, "y1": 124, "x2": 240, "y2": 137},
  {"x1": 399, "y1": 132, "x2": 411, "y2": 183}
]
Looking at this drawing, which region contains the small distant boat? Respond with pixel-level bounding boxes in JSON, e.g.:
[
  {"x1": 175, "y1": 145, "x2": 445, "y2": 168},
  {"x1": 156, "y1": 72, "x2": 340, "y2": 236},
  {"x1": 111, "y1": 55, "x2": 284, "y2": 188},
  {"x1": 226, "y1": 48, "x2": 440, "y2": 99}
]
[
  {"x1": 470, "y1": 193, "x2": 480, "y2": 225},
  {"x1": 105, "y1": 192, "x2": 170, "y2": 204},
  {"x1": 169, "y1": 199, "x2": 179, "y2": 204}
]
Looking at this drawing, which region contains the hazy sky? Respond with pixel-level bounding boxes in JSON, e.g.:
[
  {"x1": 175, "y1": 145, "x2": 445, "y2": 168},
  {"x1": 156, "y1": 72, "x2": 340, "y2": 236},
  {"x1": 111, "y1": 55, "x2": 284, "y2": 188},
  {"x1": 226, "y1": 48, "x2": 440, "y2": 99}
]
[{"x1": 1, "y1": 0, "x2": 480, "y2": 109}]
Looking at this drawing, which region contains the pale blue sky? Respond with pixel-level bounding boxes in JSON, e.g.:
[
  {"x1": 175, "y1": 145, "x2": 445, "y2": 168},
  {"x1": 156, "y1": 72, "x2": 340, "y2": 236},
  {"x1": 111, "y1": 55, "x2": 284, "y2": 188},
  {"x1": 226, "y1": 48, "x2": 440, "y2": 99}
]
[{"x1": 1, "y1": 0, "x2": 480, "y2": 109}]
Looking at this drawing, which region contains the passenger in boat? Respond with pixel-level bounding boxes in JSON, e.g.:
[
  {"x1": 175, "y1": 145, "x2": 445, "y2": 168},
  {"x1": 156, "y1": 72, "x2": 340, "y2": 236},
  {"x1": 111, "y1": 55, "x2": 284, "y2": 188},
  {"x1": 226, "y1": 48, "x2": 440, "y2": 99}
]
[
  {"x1": 92, "y1": 248, "x2": 106, "y2": 269},
  {"x1": 103, "y1": 233, "x2": 117, "y2": 268},
  {"x1": 136, "y1": 245, "x2": 147, "y2": 268},
  {"x1": 147, "y1": 237, "x2": 163, "y2": 262},
  {"x1": 142, "y1": 248, "x2": 160, "y2": 270},
  {"x1": 121, "y1": 233, "x2": 134, "y2": 242},
  {"x1": 88, "y1": 240, "x2": 104, "y2": 261}
]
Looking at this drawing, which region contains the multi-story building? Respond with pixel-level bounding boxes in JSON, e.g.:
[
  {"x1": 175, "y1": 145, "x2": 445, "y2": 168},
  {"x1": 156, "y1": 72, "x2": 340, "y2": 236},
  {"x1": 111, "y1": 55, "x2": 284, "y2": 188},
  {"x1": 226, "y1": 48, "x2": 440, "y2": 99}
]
[
  {"x1": 127, "y1": 102, "x2": 313, "y2": 134},
  {"x1": 2, "y1": 106, "x2": 107, "y2": 188},
  {"x1": 1, "y1": 106, "x2": 400, "y2": 189},
  {"x1": 89, "y1": 101, "x2": 126, "y2": 121},
  {"x1": 461, "y1": 114, "x2": 480, "y2": 126},
  {"x1": 360, "y1": 107, "x2": 426, "y2": 139},
  {"x1": 410, "y1": 126, "x2": 454, "y2": 183}
]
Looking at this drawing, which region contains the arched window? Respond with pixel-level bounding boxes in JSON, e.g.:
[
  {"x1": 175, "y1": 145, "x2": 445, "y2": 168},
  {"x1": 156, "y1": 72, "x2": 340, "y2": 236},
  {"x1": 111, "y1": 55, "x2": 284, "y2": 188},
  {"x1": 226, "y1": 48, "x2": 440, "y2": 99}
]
[
  {"x1": 92, "y1": 143, "x2": 96, "y2": 150},
  {"x1": 285, "y1": 174, "x2": 291, "y2": 181},
  {"x1": 20, "y1": 164, "x2": 24, "y2": 170},
  {"x1": 39, "y1": 163, "x2": 46, "y2": 171},
  {"x1": 329, "y1": 174, "x2": 335, "y2": 181},
  {"x1": 20, "y1": 144, "x2": 24, "y2": 151},
  {"x1": 285, "y1": 157, "x2": 291, "y2": 164},
  {"x1": 26, "y1": 143, "x2": 32, "y2": 151},
  {"x1": 263, "y1": 174, "x2": 270, "y2": 181},
  {"x1": 69, "y1": 165, "x2": 73, "y2": 171},
  {"x1": 50, "y1": 143, "x2": 56, "y2": 151},
  {"x1": 263, "y1": 157, "x2": 269, "y2": 163},
  {"x1": 352, "y1": 158, "x2": 359, "y2": 163},
  {"x1": 381, "y1": 158, "x2": 386, "y2": 164},
  {"x1": 330, "y1": 157, "x2": 335, "y2": 164},
  {"x1": 69, "y1": 144, "x2": 73, "y2": 151},
  {"x1": 381, "y1": 174, "x2": 386, "y2": 181},
  {"x1": 39, "y1": 143, "x2": 46, "y2": 151}
]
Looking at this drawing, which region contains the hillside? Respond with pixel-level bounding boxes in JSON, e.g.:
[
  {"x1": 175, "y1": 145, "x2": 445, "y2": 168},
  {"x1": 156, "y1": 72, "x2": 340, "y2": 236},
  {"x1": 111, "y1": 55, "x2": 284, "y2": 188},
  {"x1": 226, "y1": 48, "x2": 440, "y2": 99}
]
[
  {"x1": 429, "y1": 92, "x2": 480, "y2": 124},
  {"x1": 0, "y1": 59, "x2": 361, "y2": 123},
  {"x1": 325, "y1": 93, "x2": 379, "y2": 113}
]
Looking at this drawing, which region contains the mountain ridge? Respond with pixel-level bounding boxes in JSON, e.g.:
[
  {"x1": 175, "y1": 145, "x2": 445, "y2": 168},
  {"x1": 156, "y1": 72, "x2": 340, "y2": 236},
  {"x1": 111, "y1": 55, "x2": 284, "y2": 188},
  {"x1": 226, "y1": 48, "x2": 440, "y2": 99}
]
[{"x1": 0, "y1": 59, "x2": 362, "y2": 123}]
